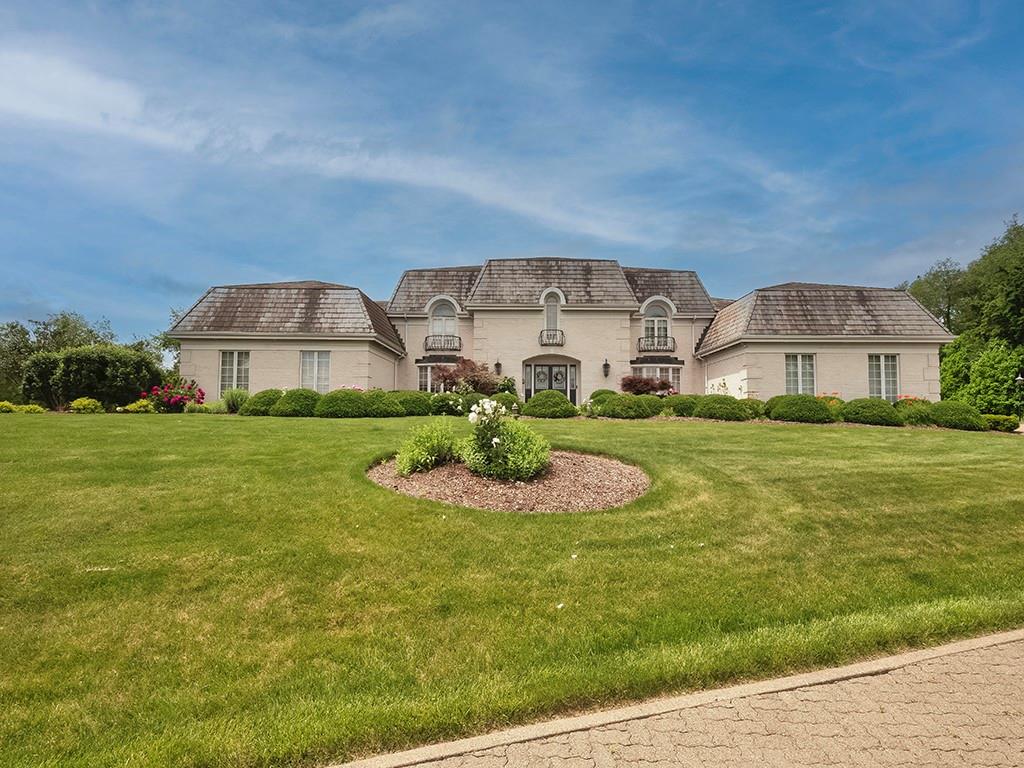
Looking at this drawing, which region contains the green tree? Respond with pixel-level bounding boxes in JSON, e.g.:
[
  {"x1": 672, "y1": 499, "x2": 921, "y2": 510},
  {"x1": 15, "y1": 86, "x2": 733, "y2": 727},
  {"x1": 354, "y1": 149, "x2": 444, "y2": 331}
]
[
  {"x1": 939, "y1": 332, "x2": 984, "y2": 401},
  {"x1": 953, "y1": 339, "x2": 1024, "y2": 416},
  {"x1": 29, "y1": 311, "x2": 115, "y2": 352},
  {"x1": 0, "y1": 321, "x2": 33, "y2": 402},
  {"x1": 899, "y1": 257, "x2": 967, "y2": 331}
]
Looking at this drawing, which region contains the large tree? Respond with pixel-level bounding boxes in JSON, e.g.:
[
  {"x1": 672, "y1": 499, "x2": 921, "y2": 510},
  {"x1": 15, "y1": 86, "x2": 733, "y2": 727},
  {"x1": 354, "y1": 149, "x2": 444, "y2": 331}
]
[{"x1": 898, "y1": 257, "x2": 967, "y2": 332}]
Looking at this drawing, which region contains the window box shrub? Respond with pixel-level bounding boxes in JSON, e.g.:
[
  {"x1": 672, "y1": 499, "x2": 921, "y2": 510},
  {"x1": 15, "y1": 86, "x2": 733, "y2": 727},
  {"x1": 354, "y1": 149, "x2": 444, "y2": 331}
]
[
  {"x1": 430, "y1": 392, "x2": 464, "y2": 416},
  {"x1": 982, "y1": 414, "x2": 1020, "y2": 432},
  {"x1": 221, "y1": 388, "x2": 249, "y2": 414},
  {"x1": 840, "y1": 398, "x2": 904, "y2": 427},
  {"x1": 238, "y1": 389, "x2": 284, "y2": 416},
  {"x1": 768, "y1": 394, "x2": 834, "y2": 423},
  {"x1": 395, "y1": 420, "x2": 457, "y2": 475},
  {"x1": 693, "y1": 394, "x2": 749, "y2": 422},
  {"x1": 393, "y1": 391, "x2": 432, "y2": 416},
  {"x1": 69, "y1": 397, "x2": 104, "y2": 414},
  {"x1": 363, "y1": 390, "x2": 406, "y2": 417},
  {"x1": 522, "y1": 390, "x2": 576, "y2": 418},
  {"x1": 269, "y1": 388, "x2": 321, "y2": 417},
  {"x1": 929, "y1": 400, "x2": 986, "y2": 431},
  {"x1": 314, "y1": 389, "x2": 366, "y2": 418}
]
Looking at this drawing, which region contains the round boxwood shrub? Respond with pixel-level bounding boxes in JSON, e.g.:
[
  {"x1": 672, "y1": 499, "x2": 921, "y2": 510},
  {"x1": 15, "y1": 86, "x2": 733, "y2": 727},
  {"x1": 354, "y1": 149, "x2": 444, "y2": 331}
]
[
  {"x1": 768, "y1": 394, "x2": 834, "y2": 423},
  {"x1": 739, "y1": 398, "x2": 766, "y2": 419},
  {"x1": 588, "y1": 389, "x2": 618, "y2": 408},
  {"x1": 664, "y1": 394, "x2": 702, "y2": 416},
  {"x1": 637, "y1": 394, "x2": 665, "y2": 417},
  {"x1": 461, "y1": 392, "x2": 486, "y2": 411},
  {"x1": 764, "y1": 394, "x2": 788, "y2": 418},
  {"x1": 69, "y1": 397, "x2": 104, "y2": 414},
  {"x1": 238, "y1": 388, "x2": 284, "y2": 416},
  {"x1": 522, "y1": 390, "x2": 577, "y2": 418},
  {"x1": 430, "y1": 392, "x2": 464, "y2": 415},
  {"x1": 599, "y1": 393, "x2": 656, "y2": 419},
  {"x1": 840, "y1": 398, "x2": 904, "y2": 427},
  {"x1": 269, "y1": 388, "x2": 321, "y2": 417},
  {"x1": 693, "y1": 394, "x2": 749, "y2": 421},
  {"x1": 983, "y1": 414, "x2": 1020, "y2": 432},
  {"x1": 363, "y1": 389, "x2": 406, "y2": 417},
  {"x1": 314, "y1": 388, "x2": 366, "y2": 418},
  {"x1": 901, "y1": 403, "x2": 934, "y2": 426},
  {"x1": 816, "y1": 395, "x2": 845, "y2": 420},
  {"x1": 930, "y1": 400, "x2": 986, "y2": 431},
  {"x1": 393, "y1": 390, "x2": 432, "y2": 416},
  {"x1": 492, "y1": 391, "x2": 521, "y2": 412}
]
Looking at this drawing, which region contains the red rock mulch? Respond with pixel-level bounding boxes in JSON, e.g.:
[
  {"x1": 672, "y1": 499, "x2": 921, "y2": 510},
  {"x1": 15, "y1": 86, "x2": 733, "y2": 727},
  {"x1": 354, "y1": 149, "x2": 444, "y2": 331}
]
[{"x1": 367, "y1": 450, "x2": 649, "y2": 513}]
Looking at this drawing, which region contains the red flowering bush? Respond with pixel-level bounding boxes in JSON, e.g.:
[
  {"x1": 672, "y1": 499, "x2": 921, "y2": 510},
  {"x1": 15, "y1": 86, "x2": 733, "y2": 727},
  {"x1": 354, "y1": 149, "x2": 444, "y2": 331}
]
[
  {"x1": 620, "y1": 375, "x2": 671, "y2": 395},
  {"x1": 140, "y1": 378, "x2": 205, "y2": 413}
]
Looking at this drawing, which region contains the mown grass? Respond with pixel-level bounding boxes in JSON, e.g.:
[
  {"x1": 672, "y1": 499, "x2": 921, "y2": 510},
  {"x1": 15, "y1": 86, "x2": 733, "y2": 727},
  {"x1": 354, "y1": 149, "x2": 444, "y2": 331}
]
[{"x1": 1, "y1": 414, "x2": 1022, "y2": 767}]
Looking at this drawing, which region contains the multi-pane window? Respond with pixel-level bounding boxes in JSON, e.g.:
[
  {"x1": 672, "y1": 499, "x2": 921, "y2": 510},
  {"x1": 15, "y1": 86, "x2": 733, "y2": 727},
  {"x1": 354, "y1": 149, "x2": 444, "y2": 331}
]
[
  {"x1": 300, "y1": 351, "x2": 330, "y2": 393},
  {"x1": 544, "y1": 293, "x2": 560, "y2": 329},
  {"x1": 219, "y1": 350, "x2": 250, "y2": 396},
  {"x1": 785, "y1": 354, "x2": 815, "y2": 395},
  {"x1": 429, "y1": 301, "x2": 457, "y2": 336},
  {"x1": 643, "y1": 304, "x2": 669, "y2": 339},
  {"x1": 417, "y1": 365, "x2": 452, "y2": 392},
  {"x1": 631, "y1": 365, "x2": 681, "y2": 392},
  {"x1": 869, "y1": 354, "x2": 899, "y2": 402},
  {"x1": 418, "y1": 366, "x2": 430, "y2": 392}
]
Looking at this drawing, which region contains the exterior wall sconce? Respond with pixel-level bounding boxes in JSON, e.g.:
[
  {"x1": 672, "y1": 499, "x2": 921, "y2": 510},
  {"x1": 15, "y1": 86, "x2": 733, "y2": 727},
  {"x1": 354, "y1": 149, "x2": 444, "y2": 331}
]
[
  {"x1": 602, "y1": 359, "x2": 611, "y2": 378},
  {"x1": 494, "y1": 361, "x2": 502, "y2": 376}
]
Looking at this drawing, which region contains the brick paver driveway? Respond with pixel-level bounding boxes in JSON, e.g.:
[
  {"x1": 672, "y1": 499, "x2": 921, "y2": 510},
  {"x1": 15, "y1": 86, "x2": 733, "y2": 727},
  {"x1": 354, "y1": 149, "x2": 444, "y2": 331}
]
[{"x1": 341, "y1": 630, "x2": 1024, "y2": 768}]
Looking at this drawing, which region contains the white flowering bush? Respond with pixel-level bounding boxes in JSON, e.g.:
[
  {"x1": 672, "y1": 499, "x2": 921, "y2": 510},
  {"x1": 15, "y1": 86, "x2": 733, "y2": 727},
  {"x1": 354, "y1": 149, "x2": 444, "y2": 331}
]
[{"x1": 461, "y1": 398, "x2": 550, "y2": 481}]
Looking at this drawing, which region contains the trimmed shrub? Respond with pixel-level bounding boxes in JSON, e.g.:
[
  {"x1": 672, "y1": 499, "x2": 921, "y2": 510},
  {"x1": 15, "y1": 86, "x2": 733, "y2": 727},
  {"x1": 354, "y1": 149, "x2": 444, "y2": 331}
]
[
  {"x1": 638, "y1": 394, "x2": 664, "y2": 416},
  {"x1": 269, "y1": 388, "x2": 321, "y2": 417},
  {"x1": 461, "y1": 392, "x2": 486, "y2": 411},
  {"x1": 664, "y1": 394, "x2": 702, "y2": 417},
  {"x1": 69, "y1": 397, "x2": 104, "y2": 414},
  {"x1": 740, "y1": 398, "x2": 766, "y2": 419},
  {"x1": 840, "y1": 398, "x2": 904, "y2": 427},
  {"x1": 588, "y1": 389, "x2": 618, "y2": 407},
  {"x1": 693, "y1": 394, "x2": 749, "y2": 422},
  {"x1": 982, "y1": 414, "x2": 1020, "y2": 432},
  {"x1": 393, "y1": 390, "x2": 433, "y2": 416},
  {"x1": 124, "y1": 399, "x2": 156, "y2": 413},
  {"x1": 430, "y1": 392, "x2": 464, "y2": 416},
  {"x1": 14, "y1": 403, "x2": 45, "y2": 413},
  {"x1": 768, "y1": 394, "x2": 834, "y2": 423},
  {"x1": 492, "y1": 391, "x2": 522, "y2": 412},
  {"x1": 221, "y1": 388, "x2": 250, "y2": 414},
  {"x1": 52, "y1": 345, "x2": 162, "y2": 408},
  {"x1": 363, "y1": 389, "x2": 406, "y2": 418},
  {"x1": 764, "y1": 394, "x2": 788, "y2": 418},
  {"x1": 21, "y1": 351, "x2": 62, "y2": 409},
  {"x1": 238, "y1": 388, "x2": 284, "y2": 416},
  {"x1": 0, "y1": 401, "x2": 16, "y2": 413},
  {"x1": 395, "y1": 420, "x2": 457, "y2": 475},
  {"x1": 600, "y1": 393, "x2": 655, "y2": 419},
  {"x1": 901, "y1": 403, "x2": 934, "y2": 426},
  {"x1": 522, "y1": 390, "x2": 577, "y2": 418},
  {"x1": 929, "y1": 400, "x2": 985, "y2": 431},
  {"x1": 460, "y1": 419, "x2": 550, "y2": 481},
  {"x1": 894, "y1": 396, "x2": 930, "y2": 410},
  {"x1": 314, "y1": 389, "x2": 366, "y2": 418},
  {"x1": 816, "y1": 395, "x2": 845, "y2": 420}
]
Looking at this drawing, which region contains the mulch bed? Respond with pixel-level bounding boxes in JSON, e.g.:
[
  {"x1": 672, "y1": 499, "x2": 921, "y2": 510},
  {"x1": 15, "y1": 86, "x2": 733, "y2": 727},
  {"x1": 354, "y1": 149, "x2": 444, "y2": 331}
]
[{"x1": 367, "y1": 450, "x2": 650, "y2": 513}]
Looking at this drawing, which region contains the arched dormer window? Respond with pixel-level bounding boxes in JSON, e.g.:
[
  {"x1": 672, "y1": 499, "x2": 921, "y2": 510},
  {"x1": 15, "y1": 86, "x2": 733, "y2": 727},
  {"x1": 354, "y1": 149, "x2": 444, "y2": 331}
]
[
  {"x1": 643, "y1": 302, "x2": 669, "y2": 340},
  {"x1": 544, "y1": 292, "x2": 560, "y2": 330},
  {"x1": 429, "y1": 300, "x2": 457, "y2": 336}
]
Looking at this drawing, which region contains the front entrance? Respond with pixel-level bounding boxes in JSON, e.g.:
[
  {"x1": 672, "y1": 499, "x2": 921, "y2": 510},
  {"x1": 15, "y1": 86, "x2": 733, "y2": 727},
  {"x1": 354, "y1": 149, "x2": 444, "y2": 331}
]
[{"x1": 524, "y1": 363, "x2": 577, "y2": 404}]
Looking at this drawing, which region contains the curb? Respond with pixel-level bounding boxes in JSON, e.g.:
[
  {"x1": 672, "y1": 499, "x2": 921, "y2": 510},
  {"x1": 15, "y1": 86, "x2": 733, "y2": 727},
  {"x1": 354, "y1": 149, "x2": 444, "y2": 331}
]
[{"x1": 333, "y1": 627, "x2": 1024, "y2": 768}]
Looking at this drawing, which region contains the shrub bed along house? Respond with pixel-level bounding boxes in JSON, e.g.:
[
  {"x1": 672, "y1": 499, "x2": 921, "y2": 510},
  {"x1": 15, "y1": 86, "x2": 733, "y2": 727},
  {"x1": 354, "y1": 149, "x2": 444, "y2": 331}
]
[
  {"x1": 664, "y1": 394, "x2": 702, "y2": 416},
  {"x1": 238, "y1": 389, "x2": 284, "y2": 416},
  {"x1": 430, "y1": 392, "x2": 464, "y2": 415},
  {"x1": 139, "y1": 380, "x2": 205, "y2": 413},
  {"x1": 588, "y1": 389, "x2": 617, "y2": 409},
  {"x1": 599, "y1": 393, "x2": 657, "y2": 419},
  {"x1": 363, "y1": 390, "x2": 406, "y2": 417},
  {"x1": 768, "y1": 394, "x2": 835, "y2": 423},
  {"x1": 929, "y1": 400, "x2": 986, "y2": 431},
  {"x1": 739, "y1": 398, "x2": 766, "y2": 419},
  {"x1": 315, "y1": 389, "x2": 366, "y2": 418},
  {"x1": 393, "y1": 391, "x2": 432, "y2": 416},
  {"x1": 982, "y1": 414, "x2": 1020, "y2": 432},
  {"x1": 522, "y1": 390, "x2": 577, "y2": 418},
  {"x1": 901, "y1": 403, "x2": 934, "y2": 426},
  {"x1": 839, "y1": 398, "x2": 904, "y2": 427},
  {"x1": 692, "y1": 394, "x2": 750, "y2": 422},
  {"x1": 269, "y1": 388, "x2": 321, "y2": 417}
]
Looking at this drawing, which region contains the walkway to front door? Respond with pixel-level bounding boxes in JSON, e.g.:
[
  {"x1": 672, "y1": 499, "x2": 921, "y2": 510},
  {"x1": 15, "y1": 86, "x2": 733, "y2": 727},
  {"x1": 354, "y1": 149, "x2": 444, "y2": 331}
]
[{"x1": 524, "y1": 363, "x2": 577, "y2": 404}]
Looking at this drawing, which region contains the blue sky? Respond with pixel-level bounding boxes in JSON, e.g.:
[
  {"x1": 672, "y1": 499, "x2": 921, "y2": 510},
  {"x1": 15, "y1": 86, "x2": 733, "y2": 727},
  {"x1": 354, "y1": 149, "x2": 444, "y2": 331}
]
[{"x1": 1, "y1": 1, "x2": 1021, "y2": 339}]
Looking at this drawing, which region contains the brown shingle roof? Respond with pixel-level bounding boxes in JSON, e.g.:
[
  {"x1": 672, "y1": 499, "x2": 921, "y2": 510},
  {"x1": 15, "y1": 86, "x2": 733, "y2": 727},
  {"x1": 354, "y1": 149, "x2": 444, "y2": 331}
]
[
  {"x1": 467, "y1": 258, "x2": 638, "y2": 306},
  {"x1": 169, "y1": 280, "x2": 404, "y2": 351},
  {"x1": 711, "y1": 297, "x2": 735, "y2": 311},
  {"x1": 387, "y1": 266, "x2": 482, "y2": 314},
  {"x1": 697, "y1": 283, "x2": 953, "y2": 355},
  {"x1": 622, "y1": 267, "x2": 716, "y2": 315}
]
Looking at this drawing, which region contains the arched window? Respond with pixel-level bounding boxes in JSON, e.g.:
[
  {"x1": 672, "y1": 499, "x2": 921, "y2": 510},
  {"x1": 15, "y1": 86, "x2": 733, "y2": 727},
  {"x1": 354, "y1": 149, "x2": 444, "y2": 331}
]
[
  {"x1": 430, "y1": 300, "x2": 457, "y2": 336},
  {"x1": 544, "y1": 292, "x2": 560, "y2": 330},
  {"x1": 644, "y1": 303, "x2": 669, "y2": 339}
]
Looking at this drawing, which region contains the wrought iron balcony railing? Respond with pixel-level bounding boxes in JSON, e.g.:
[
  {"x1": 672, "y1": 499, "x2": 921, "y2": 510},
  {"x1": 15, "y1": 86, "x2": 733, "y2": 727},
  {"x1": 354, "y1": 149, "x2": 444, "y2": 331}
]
[
  {"x1": 638, "y1": 336, "x2": 676, "y2": 353},
  {"x1": 424, "y1": 334, "x2": 462, "y2": 352},
  {"x1": 538, "y1": 329, "x2": 566, "y2": 346}
]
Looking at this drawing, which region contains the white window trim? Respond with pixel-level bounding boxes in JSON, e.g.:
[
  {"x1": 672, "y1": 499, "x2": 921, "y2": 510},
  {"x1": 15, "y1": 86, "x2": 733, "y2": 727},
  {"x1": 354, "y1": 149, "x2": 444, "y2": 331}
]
[
  {"x1": 785, "y1": 353, "x2": 816, "y2": 395},
  {"x1": 631, "y1": 365, "x2": 682, "y2": 391},
  {"x1": 428, "y1": 300, "x2": 458, "y2": 336},
  {"x1": 219, "y1": 350, "x2": 250, "y2": 396},
  {"x1": 300, "y1": 350, "x2": 331, "y2": 393},
  {"x1": 869, "y1": 354, "x2": 900, "y2": 402}
]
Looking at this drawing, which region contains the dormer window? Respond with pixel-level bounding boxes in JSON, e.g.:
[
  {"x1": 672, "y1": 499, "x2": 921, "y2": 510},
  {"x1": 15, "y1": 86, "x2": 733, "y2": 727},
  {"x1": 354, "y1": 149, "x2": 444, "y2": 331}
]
[
  {"x1": 643, "y1": 303, "x2": 669, "y2": 339},
  {"x1": 429, "y1": 300, "x2": 457, "y2": 336},
  {"x1": 544, "y1": 292, "x2": 560, "y2": 330}
]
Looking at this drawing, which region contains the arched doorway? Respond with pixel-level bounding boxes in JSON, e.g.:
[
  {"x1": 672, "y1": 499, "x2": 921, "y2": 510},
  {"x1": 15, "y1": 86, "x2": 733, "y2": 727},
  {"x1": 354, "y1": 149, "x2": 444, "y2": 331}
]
[{"x1": 523, "y1": 355, "x2": 580, "y2": 404}]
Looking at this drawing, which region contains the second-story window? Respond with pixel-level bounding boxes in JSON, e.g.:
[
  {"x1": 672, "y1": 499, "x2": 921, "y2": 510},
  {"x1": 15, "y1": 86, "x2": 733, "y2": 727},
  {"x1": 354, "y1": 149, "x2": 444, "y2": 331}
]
[
  {"x1": 430, "y1": 300, "x2": 457, "y2": 336},
  {"x1": 643, "y1": 304, "x2": 669, "y2": 339},
  {"x1": 544, "y1": 292, "x2": 560, "y2": 330}
]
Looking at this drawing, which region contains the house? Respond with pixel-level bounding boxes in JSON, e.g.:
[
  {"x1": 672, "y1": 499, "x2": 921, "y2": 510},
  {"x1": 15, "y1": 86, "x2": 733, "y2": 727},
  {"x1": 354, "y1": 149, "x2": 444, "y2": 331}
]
[{"x1": 170, "y1": 258, "x2": 953, "y2": 404}]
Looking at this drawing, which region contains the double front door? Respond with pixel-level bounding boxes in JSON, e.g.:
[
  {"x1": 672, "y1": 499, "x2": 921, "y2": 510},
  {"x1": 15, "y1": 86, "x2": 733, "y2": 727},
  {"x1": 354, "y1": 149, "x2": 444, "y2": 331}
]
[{"x1": 525, "y1": 363, "x2": 577, "y2": 404}]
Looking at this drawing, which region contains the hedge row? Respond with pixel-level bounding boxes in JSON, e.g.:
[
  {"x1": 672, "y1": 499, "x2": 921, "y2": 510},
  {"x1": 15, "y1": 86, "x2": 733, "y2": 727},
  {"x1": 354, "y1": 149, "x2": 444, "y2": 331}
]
[{"x1": 229, "y1": 389, "x2": 528, "y2": 419}]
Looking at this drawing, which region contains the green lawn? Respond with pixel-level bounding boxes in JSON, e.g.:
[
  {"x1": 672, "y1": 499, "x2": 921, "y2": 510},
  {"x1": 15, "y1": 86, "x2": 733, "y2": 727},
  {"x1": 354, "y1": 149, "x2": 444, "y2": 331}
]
[{"x1": 1, "y1": 415, "x2": 1023, "y2": 767}]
